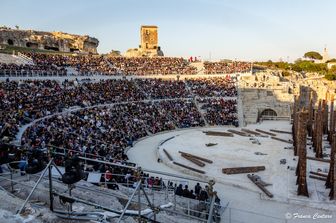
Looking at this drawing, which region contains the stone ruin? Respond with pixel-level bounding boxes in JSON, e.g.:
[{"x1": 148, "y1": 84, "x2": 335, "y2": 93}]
[
  {"x1": 125, "y1": 25, "x2": 164, "y2": 57},
  {"x1": 0, "y1": 27, "x2": 99, "y2": 54}
]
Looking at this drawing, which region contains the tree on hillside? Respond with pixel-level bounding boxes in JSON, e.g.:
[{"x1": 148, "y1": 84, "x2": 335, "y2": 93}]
[
  {"x1": 326, "y1": 58, "x2": 336, "y2": 63},
  {"x1": 304, "y1": 51, "x2": 322, "y2": 60}
]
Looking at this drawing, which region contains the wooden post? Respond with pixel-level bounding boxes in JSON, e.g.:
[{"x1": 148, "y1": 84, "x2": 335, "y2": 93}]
[
  {"x1": 326, "y1": 134, "x2": 336, "y2": 200},
  {"x1": 328, "y1": 97, "x2": 334, "y2": 142},
  {"x1": 331, "y1": 155, "x2": 336, "y2": 200},
  {"x1": 323, "y1": 100, "x2": 329, "y2": 135},
  {"x1": 293, "y1": 95, "x2": 298, "y2": 155},
  {"x1": 315, "y1": 101, "x2": 323, "y2": 158},
  {"x1": 307, "y1": 97, "x2": 314, "y2": 137},
  {"x1": 296, "y1": 110, "x2": 309, "y2": 197},
  {"x1": 326, "y1": 134, "x2": 335, "y2": 188}
]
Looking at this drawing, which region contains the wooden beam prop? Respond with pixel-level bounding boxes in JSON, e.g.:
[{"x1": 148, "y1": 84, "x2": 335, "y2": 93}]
[
  {"x1": 292, "y1": 95, "x2": 299, "y2": 155},
  {"x1": 203, "y1": 131, "x2": 234, "y2": 137},
  {"x1": 309, "y1": 171, "x2": 328, "y2": 177},
  {"x1": 205, "y1": 143, "x2": 218, "y2": 147},
  {"x1": 307, "y1": 96, "x2": 314, "y2": 137},
  {"x1": 309, "y1": 175, "x2": 327, "y2": 181},
  {"x1": 241, "y1": 129, "x2": 261, "y2": 136},
  {"x1": 255, "y1": 129, "x2": 276, "y2": 136},
  {"x1": 323, "y1": 99, "x2": 329, "y2": 135},
  {"x1": 326, "y1": 134, "x2": 336, "y2": 200},
  {"x1": 314, "y1": 101, "x2": 323, "y2": 158},
  {"x1": 293, "y1": 111, "x2": 299, "y2": 155},
  {"x1": 172, "y1": 161, "x2": 205, "y2": 174},
  {"x1": 178, "y1": 151, "x2": 213, "y2": 164},
  {"x1": 306, "y1": 156, "x2": 331, "y2": 163},
  {"x1": 180, "y1": 153, "x2": 205, "y2": 167},
  {"x1": 331, "y1": 154, "x2": 336, "y2": 200},
  {"x1": 247, "y1": 174, "x2": 273, "y2": 198},
  {"x1": 269, "y1": 129, "x2": 292, "y2": 134},
  {"x1": 222, "y1": 166, "x2": 265, "y2": 175},
  {"x1": 163, "y1": 148, "x2": 173, "y2": 161},
  {"x1": 227, "y1": 129, "x2": 249, "y2": 137},
  {"x1": 328, "y1": 96, "x2": 334, "y2": 142},
  {"x1": 271, "y1": 136, "x2": 293, "y2": 144},
  {"x1": 296, "y1": 110, "x2": 309, "y2": 197}
]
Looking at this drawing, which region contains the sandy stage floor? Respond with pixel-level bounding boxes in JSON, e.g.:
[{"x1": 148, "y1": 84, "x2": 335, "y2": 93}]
[{"x1": 127, "y1": 121, "x2": 336, "y2": 223}]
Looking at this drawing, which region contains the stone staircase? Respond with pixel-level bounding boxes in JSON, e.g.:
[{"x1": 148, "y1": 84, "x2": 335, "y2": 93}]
[
  {"x1": 104, "y1": 57, "x2": 123, "y2": 75},
  {"x1": 0, "y1": 53, "x2": 31, "y2": 65},
  {"x1": 65, "y1": 67, "x2": 78, "y2": 75},
  {"x1": 193, "y1": 97, "x2": 209, "y2": 126},
  {"x1": 236, "y1": 85, "x2": 246, "y2": 127},
  {"x1": 190, "y1": 62, "x2": 205, "y2": 75}
]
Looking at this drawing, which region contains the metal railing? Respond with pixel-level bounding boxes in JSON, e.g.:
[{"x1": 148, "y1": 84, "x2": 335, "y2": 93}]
[{"x1": 0, "y1": 154, "x2": 221, "y2": 222}]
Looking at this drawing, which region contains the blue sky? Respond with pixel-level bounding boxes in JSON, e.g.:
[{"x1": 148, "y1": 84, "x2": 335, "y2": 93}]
[{"x1": 1, "y1": 0, "x2": 335, "y2": 61}]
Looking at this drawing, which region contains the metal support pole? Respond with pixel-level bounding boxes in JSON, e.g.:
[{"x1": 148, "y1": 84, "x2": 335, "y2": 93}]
[
  {"x1": 174, "y1": 193, "x2": 176, "y2": 211},
  {"x1": 207, "y1": 179, "x2": 216, "y2": 223},
  {"x1": 138, "y1": 182, "x2": 141, "y2": 222},
  {"x1": 207, "y1": 195, "x2": 216, "y2": 223},
  {"x1": 10, "y1": 169, "x2": 14, "y2": 192},
  {"x1": 229, "y1": 207, "x2": 231, "y2": 223},
  {"x1": 18, "y1": 159, "x2": 53, "y2": 214},
  {"x1": 51, "y1": 162, "x2": 63, "y2": 176},
  {"x1": 48, "y1": 165, "x2": 54, "y2": 211},
  {"x1": 117, "y1": 180, "x2": 141, "y2": 223},
  {"x1": 69, "y1": 185, "x2": 73, "y2": 213}
]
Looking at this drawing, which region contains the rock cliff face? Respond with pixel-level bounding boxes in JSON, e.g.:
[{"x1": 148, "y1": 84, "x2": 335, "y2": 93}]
[{"x1": 0, "y1": 28, "x2": 98, "y2": 53}]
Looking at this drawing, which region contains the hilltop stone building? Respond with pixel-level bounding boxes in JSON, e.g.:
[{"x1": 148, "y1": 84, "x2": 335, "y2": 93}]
[
  {"x1": 0, "y1": 27, "x2": 99, "y2": 54},
  {"x1": 125, "y1": 25, "x2": 164, "y2": 57}
]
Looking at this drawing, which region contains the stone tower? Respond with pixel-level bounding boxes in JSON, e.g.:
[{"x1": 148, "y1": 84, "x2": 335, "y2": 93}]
[
  {"x1": 125, "y1": 25, "x2": 163, "y2": 57},
  {"x1": 140, "y1": 25, "x2": 158, "y2": 52},
  {"x1": 323, "y1": 47, "x2": 330, "y2": 63}
]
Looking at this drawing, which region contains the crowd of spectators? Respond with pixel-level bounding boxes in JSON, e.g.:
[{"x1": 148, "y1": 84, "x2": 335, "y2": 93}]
[
  {"x1": 0, "y1": 78, "x2": 240, "y2": 144},
  {"x1": 21, "y1": 100, "x2": 205, "y2": 156},
  {"x1": 107, "y1": 57, "x2": 197, "y2": 75},
  {"x1": 0, "y1": 62, "x2": 66, "y2": 76},
  {"x1": 175, "y1": 182, "x2": 220, "y2": 204},
  {"x1": 198, "y1": 98, "x2": 238, "y2": 126},
  {"x1": 185, "y1": 77, "x2": 237, "y2": 97},
  {"x1": 1, "y1": 52, "x2": 252, "y2": 76},
  {"x1": 135, "y1": 78, "x2": 192, "y2": 99},
  {"x1": 25, "y1": 53, "x2": 117, "y2": 75},
  {"x1": 155, "y1": 100, "x2": 205, "y2": 128},
  {"x1": 204, "y1": 61, "x2": 250, "y2": 74},
  {"x1": 20, "y1": 100, "x2": 204, "y2": 185},
  {"x1": 19, "y1": 53, "x2": 197, "y2": 76},
  {"x1": 0, "y1": 77, "x2": 239, "y2": 209}
]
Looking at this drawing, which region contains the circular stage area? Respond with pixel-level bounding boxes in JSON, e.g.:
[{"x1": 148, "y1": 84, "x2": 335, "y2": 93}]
[{"x1": 127, "y1": 121, "x2": 336, "y2": 222}]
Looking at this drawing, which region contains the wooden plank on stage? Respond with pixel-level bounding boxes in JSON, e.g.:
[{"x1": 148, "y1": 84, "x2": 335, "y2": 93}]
[
  {"x1": 181, "y1": 153, "x2": 205, "y2": 167},
  {"x1": 241, "y1": 128, "x2": 261, "y2": 136},
  {"x1": 271, "y1": 136, "x2": 293, "y2": 144},
  {"x1": 163, "y1": 148, "x2": 173, "y2": 161},
  {"x1": 255, "y1": 129, "x2": 277, "y2": 136},
  {"x1": 247, "y1": 174, "x2": 274, "y2": 198},
  {"x1": 178, "y1": 151, "x2": 213, "y2": 164},
  {"x1": 307, "y1": 156, "x2": 331, "y2": 163},
  {"x1": 309, "y1": 171, "x2": 328, "y2": 177},
  {"x1": 203, "y1": 131, "x2": 234, "y2": 137},
  {"x1": 222, "y1": 166, "x2": 265, "y2": 174},
  {"x1": 270, "y1": 129, "x2": 292, "y2": 134},
  {"x1": 309, "y1": 175, "x2": 327, "y2": 181},
  {"x1": 227, "y1": 129, "x2": 249, "y2": 137},
  {"x1": 172, "y1": 161, "x2": 205, "y2": 174}
]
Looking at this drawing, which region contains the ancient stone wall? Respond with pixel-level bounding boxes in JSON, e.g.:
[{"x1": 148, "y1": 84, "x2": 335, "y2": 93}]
[
  {"x1": 239, "y1": 72, "x2": 293, "y2": 124},
  {"x1": 0, "y1": 28, "x2": 98, "y2": 53}
]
